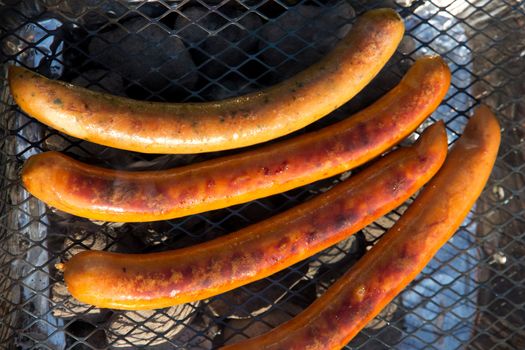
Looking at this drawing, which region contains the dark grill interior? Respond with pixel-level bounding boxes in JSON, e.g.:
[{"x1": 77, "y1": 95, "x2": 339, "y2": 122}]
[{"x1": 0, "y1": 0, "x2": 523, "y2": 349}]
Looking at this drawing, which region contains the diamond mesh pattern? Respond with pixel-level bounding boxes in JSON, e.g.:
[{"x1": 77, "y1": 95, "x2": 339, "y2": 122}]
[{"x1": 0, "y1": 0, "x2": 524, "y2": 349}]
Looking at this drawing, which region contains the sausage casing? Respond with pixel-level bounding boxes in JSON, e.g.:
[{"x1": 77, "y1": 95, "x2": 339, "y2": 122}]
[
  {"x1": 58, "y1": 122, "x2": 448, "y2": 310},
  {"x1": 221, "y1": 106, "x2": 500, "y2": 350},
  {"x1": 22, "y1": 56, "x2": 451, "y2": 222},
  {"x1": 9, "y1": 9, "x2": 404, "y2": 154}
]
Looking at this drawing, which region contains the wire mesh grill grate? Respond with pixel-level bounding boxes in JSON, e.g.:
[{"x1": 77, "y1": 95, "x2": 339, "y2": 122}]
[{"x1": 0, "y1": 0, "x2": 524, "y2": 349}]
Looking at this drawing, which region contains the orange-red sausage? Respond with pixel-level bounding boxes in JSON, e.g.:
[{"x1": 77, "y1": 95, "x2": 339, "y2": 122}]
[
  {"x1": 21, "y1": 56, "x2": 451, "y2": 223},
  {"x1": 8, "y1": 9, "x2": 404, "y2": 154},
  {"x1": 57, "y1": 122, "x2": 447, "y2": 310},
  {"x1": 222, "y1": 105, "x2": 500, "y2": 350}
]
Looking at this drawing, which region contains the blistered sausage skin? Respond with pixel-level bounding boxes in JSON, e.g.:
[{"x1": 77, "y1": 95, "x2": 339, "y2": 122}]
[
  {"x1": 57, "y1": 122, "x2": 447, "y2": 310},
  {"x1": 222, "y1": 106, "x2": 500, "y2": 350},
  {"x1": 21, "y1": 56, "x2": 451, "y2": 223},
  {"x1": 8, "y1": 9, "x2": 404, "y2": 154}
]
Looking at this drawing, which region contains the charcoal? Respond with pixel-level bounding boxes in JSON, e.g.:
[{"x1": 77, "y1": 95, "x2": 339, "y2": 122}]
[
  {"x1": 106, "y1": 304, "x2": 198, "y2": 347},
  {"x1": 222, "y1": 302, "x2": 303, "y2": 345},
  {"x1": 128, "y1": 221, "x2": 204, "y2": 251},
  {"x1": 312, "y1": 235, "x2": 366, "y2": 300},
  {"x1": 71, "y1": 69, "x2": 125, "y2": 95},
  {"x1": 41, "y1": 132, "x2": 113, "y2": 160},
  {"x1": 199, "y1": 0, "x2": 228, "y2": 4},
  {"x1": 89, "y1": 17, "x2": 197, "y2": 93},
  {"x1": 41, "y1": 130, "x2": 148, "y2": 167},
  {"x1": 51, "y1": 225, "x2": 115, "y2": 319},
  {"x1": 258, "y1": 0, "x2": 354, "y2": 79},
  {"x1": 307, "y1": 235, "x2": 359, "y2": 277},
  {"x1": 121, "y1": 153, "x2": 200, "y2": 170},
  {"x1": 365, "y1": 302, "x2": 398, "y2": 330},
  {"x1": 202, "y1": 79, "x2": 257, "y2": 100},
  {"x1": 206, "y1": 264, "x2": 308, "y2": 319},
  {"x1": 42, "y1": 134, "x2": 198, "y2": 173},
  {"x1": 363, "y1": 203, "x2": 409, "y2": 243},
  {"x1": 41, "y1": 134, "x2": 199, "y2": 173},
  {"x1": 61, "y1": 230, "x2": 114, "y2": 260},
  {"x1": 175, "y1": 6, "x2": 262, "y2": 77},
  {"x1": 173, "y1": 7, "x2": 212, "y2": 45},
  {"x1": 172, "y1": 314, "x2": 219, "y2": 349},
  {"x1": 45, "y1": 0, "x2": 98, "y2": 20},
  {"x1": 66, "y1": 319, "x2": 108, "y2": 349},
  {"x1": 0, "y1": 0, "x2": 44, "y2": 32},
  {"x1": 51, "y1": 281, "x2": 110, "y2": 320},
  {"x1": 43, "y1": 0, "x2": 130, "y2": 28}
]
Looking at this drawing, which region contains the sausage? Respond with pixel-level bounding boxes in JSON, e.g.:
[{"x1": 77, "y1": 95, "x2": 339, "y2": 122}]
[
  {"x1": 8, "y1": 9, "x2": 404, "y2": 154},
  {"x1": 21, "y1": 56, "x2": 451, "y2": 223},
  {"x1": 56, "y1": 121, "x2": 448, "y2": 310},
  {"x1": 221, "y1": 105, "x2": 500, "y2": 350}
]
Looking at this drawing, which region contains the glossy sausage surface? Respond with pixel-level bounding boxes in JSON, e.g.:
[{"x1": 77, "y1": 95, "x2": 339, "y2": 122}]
[
  {"x1": 22, "y1": 56, "x2": 451, "y2": 222},
  {"x1": 9, "y1": 9, "x2": 404, "y2": 154},
  {"x1": 58, "y1": 122, "x2": 447, "y2": 310},
  {"x1": 222, "y1": 105, "x2": 500, "y2": 350}
]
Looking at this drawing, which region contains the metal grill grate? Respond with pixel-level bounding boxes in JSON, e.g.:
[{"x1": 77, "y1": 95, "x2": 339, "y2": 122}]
[{"x1": 0, "y1": 0, "x2": 524, "y2": 349}]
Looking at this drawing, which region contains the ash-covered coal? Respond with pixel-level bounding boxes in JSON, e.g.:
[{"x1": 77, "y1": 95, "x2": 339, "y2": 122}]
[
  {"x1": 107, "y1": 305, "x2": 198, "y2": 348},
  {"x1": 206, "y1": 263, "x2": 309, "y2": 319},
  {"x1": 221, "y1": 301, "x2": 303, "y2": 345}
]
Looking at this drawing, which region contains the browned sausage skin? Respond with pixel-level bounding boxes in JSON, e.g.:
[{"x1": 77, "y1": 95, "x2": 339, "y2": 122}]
[
  {"x1": 9, "y1": 9, "x2": 404, "y2": 154},
  {"x1": 221, "y1": 105, "x2": 500, "y2": 350},
  {"x1": 57, "y1": 121, "x2": 447, "y2": 310},
  {"x1": 22, "y1": 56, "x2": 451, "y2": 222}
]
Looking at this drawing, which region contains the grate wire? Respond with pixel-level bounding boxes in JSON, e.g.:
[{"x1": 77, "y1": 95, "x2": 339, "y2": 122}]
[{"x1": 0, "y1": 0, "x2": 524, "y2": 349}]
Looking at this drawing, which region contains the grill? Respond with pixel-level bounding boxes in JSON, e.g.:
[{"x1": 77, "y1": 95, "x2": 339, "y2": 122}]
[{"x1": 0, "y1": 0, "x2": 524, "y2": 349}]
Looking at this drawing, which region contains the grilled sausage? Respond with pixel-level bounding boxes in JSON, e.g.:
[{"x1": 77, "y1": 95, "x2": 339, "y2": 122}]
[
  {"x1": 221, "y1": 105, "x2": 500, "y2": 350},
  {"x1": 21, "y1": 56, "x2": 451, "y2": 223},
  {"x1": 8, "y1": 9, "x2": 404, "y2": 154},
  {"x1": 57, "y1": 121, "x2": 448, "y2": 310}
]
